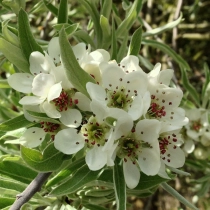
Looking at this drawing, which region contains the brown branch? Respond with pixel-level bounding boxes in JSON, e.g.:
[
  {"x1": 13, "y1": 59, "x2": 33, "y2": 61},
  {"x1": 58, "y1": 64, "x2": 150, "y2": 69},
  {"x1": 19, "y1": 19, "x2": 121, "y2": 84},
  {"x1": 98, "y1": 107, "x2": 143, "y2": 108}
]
[{"x1": 9, "y1": 172, "x2": 52, "y2": 210}]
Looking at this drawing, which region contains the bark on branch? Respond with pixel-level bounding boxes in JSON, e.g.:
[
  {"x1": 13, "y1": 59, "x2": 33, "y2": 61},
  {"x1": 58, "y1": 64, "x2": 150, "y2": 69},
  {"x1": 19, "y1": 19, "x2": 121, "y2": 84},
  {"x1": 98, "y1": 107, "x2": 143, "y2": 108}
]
[{"x1": 10, "y1": 172, "x2": 52, "y2": 210}]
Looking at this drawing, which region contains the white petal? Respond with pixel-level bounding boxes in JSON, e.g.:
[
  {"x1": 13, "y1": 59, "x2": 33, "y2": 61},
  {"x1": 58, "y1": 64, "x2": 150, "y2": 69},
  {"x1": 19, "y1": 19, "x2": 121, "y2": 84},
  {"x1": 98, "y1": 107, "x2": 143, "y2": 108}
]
[
  {"x1": 19, "y1": 127, "x2": 45, "y2": 148},
  {"x1": 23, "y1": 105, "x2": 41, "y2": 122},
  {"x1": 183, "y1": 139, "x2": 195, "y2": 153},
  {"x1": 108, "y1": 108, "x2": 133, "y2": 140},
  {"x1": 42, "y1": 101, "x2": 61, "y2": 118},
  {"x1": 47, "y1": 82, "x2": 62, "y2": 102},
  {"x1": 74, "y1": 92, "x2": 91, "y2": 111},
  {"x1": 89, "y1": 49, "x2": 110, "y2": 62},
  {"x1": 83, "y1": 63, "x2": 102, "y2": 84},
  {"x1": 138, "y1": 140, "x2": 160, "y2": 175},
  {"x1": 60, "y1": 109, "x2": 82, "y2": 127},
  {"x1": 128, "y1": 96, "x2": 143, "y2": 120},
  {"x1": 142, "y1": 91, "x2": 151, "y2": 115},
  {"x1": 29, "y1": 51, "x2": 51, "y2": 75},
  {"x1": 120, "y1": 55, "x2": 143, "y2": 72},
  {"x1": 124, "y1": 71, "x2": 148, "y2": 96},
  {"x1": 148, "y1": 63, "x2": 161, "y2": 78},
  {"x1": 101, "y1": 63, "x2": 125, "y2": 90},
  {"x1": 19, "y1": 96, "x2": 44, "y2": 105},
  {"x1": 162, "y1": 144, "x2": 185, "y2": 168},
  {"x1": 135, "y1": 119, "x2": 161, "y2": 143},
  {"x1": 32, "y1": 73, "x2": 55, "y2": 98},
  {"x1": 72, "y1": 43, "x2": 88, "y2": 61},
  {"x1": 123, "y1": 159, "x2": 140, "y2": 189},
  {"x1": 158, "y1": 160, "x2": 171, "y2": 179},
  {"x1": 48, "y1": 37, "x2": 60, "y2": 64},
  {"x1": 159, "y1": 69, "x2": 174, "y2": 86},
  {"x1": 86, "y1": 82, "x2": 106, "y2": 102},
  {"x1": 90, "y1": 100, "x2": 109, "y2": 123},
  {"x1": 8, "y1": 73, "x2": 34, "y2": 93},
  {"x1": 86, "y1": 146, "x2": 107, "y2": 170},
  {"x1": 54, "y1": 128, "x2": 84, "y2": 154},
  {"x1": 186, "y1": 129, "x2": 200, "y2": 140}
]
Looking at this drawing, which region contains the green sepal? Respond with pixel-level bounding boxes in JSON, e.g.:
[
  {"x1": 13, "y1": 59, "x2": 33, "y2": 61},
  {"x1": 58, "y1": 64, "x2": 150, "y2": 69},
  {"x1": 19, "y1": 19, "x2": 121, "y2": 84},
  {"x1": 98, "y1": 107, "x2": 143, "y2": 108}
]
[
  {"x1": 18, "y1": 9, "x2": 44, "y2": 61},
  {"x1": 0, "y1": 155, "x2": 38, "y2": 184},
  {"x1": 49, "y1": 165, "x2": 102, "y2": 196},
  {"x1": 113, "y1": 157, "x2": 126, "y2": 210},
  {"x1": 57, "y1": 0, "x2": 68, "y2": 24},
  {"x1": 0, "y1": 114, "x2": 36, "y2": 132},
  {"x1": 128, "y1": 26, "x2": 142, "y2": 56},
  {"x1": 59, "y1": 28, "x2": 96, "y2": 97},
  {"x1": 21, "y1": 143, "x2": 67, "y2": 172}
]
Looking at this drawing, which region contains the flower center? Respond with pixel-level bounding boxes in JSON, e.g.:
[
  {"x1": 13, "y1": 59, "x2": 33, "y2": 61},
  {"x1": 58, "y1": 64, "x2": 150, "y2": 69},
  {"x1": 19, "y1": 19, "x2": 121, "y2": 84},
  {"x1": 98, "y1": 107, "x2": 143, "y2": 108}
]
[
  {"x1": 81, "y1": 116, "x2": 110, "y2": 148},
  {"x1": 40, "y1": 121, "x2": 60, "y2": 140},
  {"x1": 148, "y1": 95, "x2": 166, "y2": 118},
  {"x1": 52, "y1": 90, "x2": 78, "y2": 112},
  {"x1": 105, "y1": 87, "x2": 133, "y2": 110},
  {"x1": 190, "y1": 120, "x2": 202, "y2": 132}
]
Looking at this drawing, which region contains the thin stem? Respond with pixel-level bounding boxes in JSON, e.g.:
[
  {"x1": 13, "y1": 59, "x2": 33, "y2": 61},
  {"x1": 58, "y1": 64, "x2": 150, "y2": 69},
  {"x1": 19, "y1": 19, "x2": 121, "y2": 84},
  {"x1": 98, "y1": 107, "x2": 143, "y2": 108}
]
[{"x1": 10, "y1": 172, "x2": 52, "y2": 210}]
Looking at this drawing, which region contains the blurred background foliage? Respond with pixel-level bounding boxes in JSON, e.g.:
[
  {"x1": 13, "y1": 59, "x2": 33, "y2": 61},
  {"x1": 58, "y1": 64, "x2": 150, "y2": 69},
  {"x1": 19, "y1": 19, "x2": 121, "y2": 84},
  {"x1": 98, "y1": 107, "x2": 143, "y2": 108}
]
[{"x1": 0, "y1": 0, "x2": 210, "y2": 209}]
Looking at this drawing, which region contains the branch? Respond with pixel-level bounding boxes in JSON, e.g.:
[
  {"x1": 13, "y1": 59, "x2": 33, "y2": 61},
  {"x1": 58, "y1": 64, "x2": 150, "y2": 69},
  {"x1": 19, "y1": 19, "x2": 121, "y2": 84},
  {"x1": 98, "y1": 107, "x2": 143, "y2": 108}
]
[{"x1": 10, "y1": 172, "x2": 52, "y2": 210}]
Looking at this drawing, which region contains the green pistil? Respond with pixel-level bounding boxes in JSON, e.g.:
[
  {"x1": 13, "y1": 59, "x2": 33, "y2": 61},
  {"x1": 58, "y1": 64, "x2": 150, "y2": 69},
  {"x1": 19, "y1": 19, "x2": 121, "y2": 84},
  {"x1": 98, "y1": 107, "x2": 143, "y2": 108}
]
[
  {"x1": 106, "y1": 88, "x2": 132, "y2": 110},
  {"x1": 81, "y1": 116, "x2": 110, "y2": 148}
]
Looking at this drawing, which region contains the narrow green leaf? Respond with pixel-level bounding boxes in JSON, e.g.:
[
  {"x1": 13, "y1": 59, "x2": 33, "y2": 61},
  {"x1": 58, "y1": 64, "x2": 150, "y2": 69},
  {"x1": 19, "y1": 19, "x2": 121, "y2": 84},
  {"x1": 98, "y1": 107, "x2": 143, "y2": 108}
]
[
  {"x1": 134, "y1": 173, "x2": 172, "y2": 191},
  {"x1": 59, "y1": 28, "x2": 96, "y2": 97},
  {"x1": 196, "y1": 174, "x2": 210, "y2": 183},
  {"x1": 143, "y1": 13, "x2": 183, "y2": 37},
  {"x1": 0, "y1": 176, "x2": 26, "y2": 192},
  {"x1": 0, "y1": 38, "x2": 29, "y2": 72},
  {"x1": 180, "y1": 66, "x2": 200, "y2": 106},
  {"x1": 117, "y1": 34, "x2": 128, "y2": 62},
  {"x1": 116, "y1": 0, "x2": 141, "y2": 38},
  {"x1": 73, "y1": 30, "x2": 96, "y2": 48},
  {"x1": 0, "y1": 127, "x2": 26, "y2": 140},
  {"x1": 138, "y1": 55, "x2": 154, "y2": 70},
  {"x1": 100, "y1": 15, "x2": 111, "y2": 49},
  {"x1": 45, "y1": 157, "x2": 86, "y2": 188},
  {"x1": 0, "y1": 197, "x2": 15, "y2": 209},
  {"x1": 27, "y1": 111, "x2": 61, "y2": 124},
  {"x1": 161, "y1": 182, "x2": 199, "y2": 210},
  {"x1": 113, "y1": 158, "x2": 126, "y2": 210},
  {"x1": 111, "y1": 18, "x2": 117, "y2": 60},
  {"x1": 83, "y1": 204, "x2": 108, "y2": 210},
  {"x1": 57, "y1": 0, "x2": 68, "y2": 24},
  {"x1": 53, "y1": 23, "x2": 79, "y2": 36},
  {"x1": 78, "y1": 0, "x2": 102, "y2": 47},
  {"x1": 84, "y1": 188, "x2": 113, "y2": 197},
  {"x1": 18, "y1": 9, "x2": 44, "y2": 61},
  {"x1": 49, "y1": 165, "x2": 102, "y2": 196},
  {"x1": 21, "y1": 143, "x2": 66, "y2": 172},
  {"x1": 0, "y1": 156, "x2": 37, "y2": 184},
  {"x1": 202, "y1": 63, "x2": 210, "y2": 99},
  {"x1": 0, "y1": 114, "x2": 35, "y2": 132},
  {"x1": 101, "y1": 0, "x2": 112, "y2": 19},
  {"x1": 128, "y1": 26, "x2": 142, "y2": 56},
  {"x1": 2, "y1": 20, "x2": 19, "y2": 47},
  {"x1": 141, "y1": 39, "x2": 191, "y2": 70}
]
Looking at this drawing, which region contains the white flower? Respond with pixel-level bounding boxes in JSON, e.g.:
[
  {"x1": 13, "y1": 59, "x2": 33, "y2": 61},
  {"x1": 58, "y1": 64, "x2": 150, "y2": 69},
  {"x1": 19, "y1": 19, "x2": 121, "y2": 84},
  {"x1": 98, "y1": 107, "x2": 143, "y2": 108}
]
[
  {"x1": 159, "y1": 129, "x2": 185, "y2": 168},
  {"x1": 117, "y1": 119, "x2": 161, "y2": 189},
  {"x1": 54, "y1": 101, "x2": 133, "y2": 171},
  {"x1": 86, "y1": 62, "x2": 149, "y2": 121}
]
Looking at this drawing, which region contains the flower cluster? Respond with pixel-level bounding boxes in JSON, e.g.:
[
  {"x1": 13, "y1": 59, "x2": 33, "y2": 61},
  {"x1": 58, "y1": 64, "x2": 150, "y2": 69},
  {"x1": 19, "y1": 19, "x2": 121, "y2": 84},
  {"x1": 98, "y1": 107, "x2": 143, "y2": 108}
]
[
  {"x1": 8, "y1": 38, "x2": 188, "y2": 189},
  {"x1": 183, "y1": 108, "x2": 210, "y2": 159}
]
